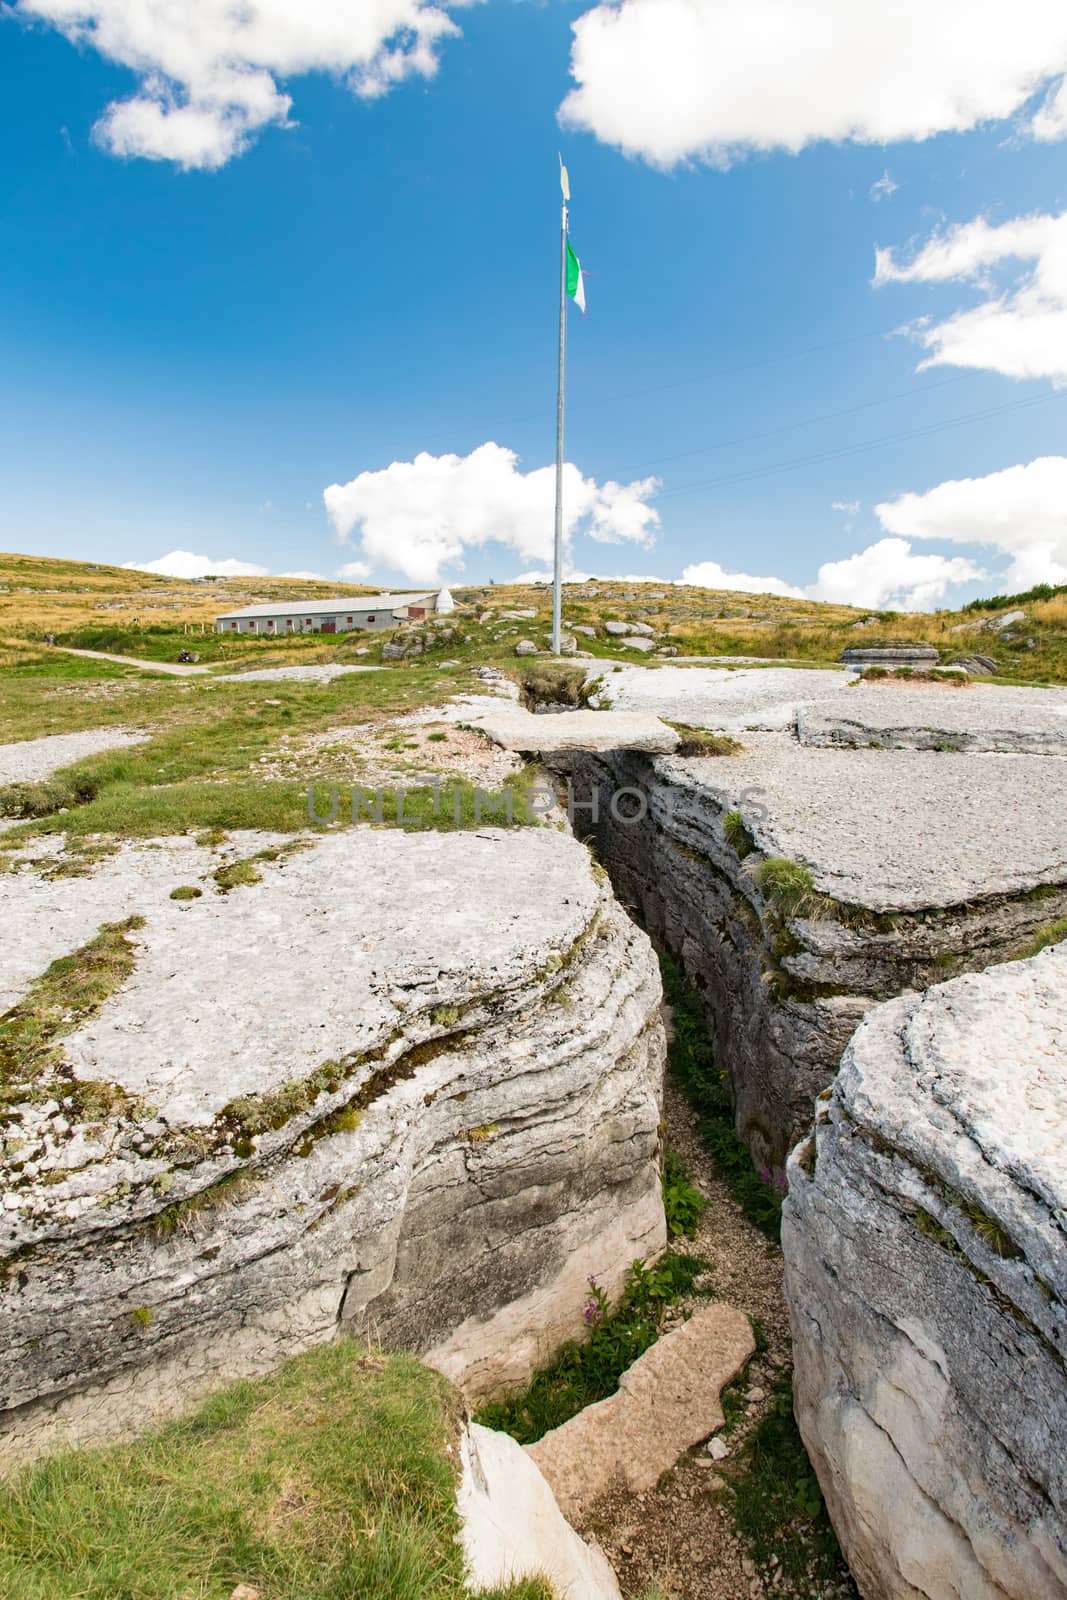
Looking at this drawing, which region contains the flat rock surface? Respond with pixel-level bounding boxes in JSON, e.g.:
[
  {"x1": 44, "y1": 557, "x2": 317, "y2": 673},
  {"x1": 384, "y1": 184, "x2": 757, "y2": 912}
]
[
  {"x1": 211, "y1": 664, "x2": 382, "y2": 684},
  {"x1": 528, "y1": 1303, "x2": 754, "y2": 1520},
  {"x1": 474, "y1": 708, "x2": 679, "y2": 754},
  {"x1": 51, "y1": 828, "x2": 603, "y2": 1126},
  {"x1": 664, "y1": 737, "x2": 1067, "y2": 909},
  {"x1": 588, "y1": 665, "x2": 855, "y2": 729},
  {"x1": 0, "y1": 728, "x2": 147, "y2": 787},
  {"x1": 799, "y1": 682, "x2": 1067, "y2": 754}
]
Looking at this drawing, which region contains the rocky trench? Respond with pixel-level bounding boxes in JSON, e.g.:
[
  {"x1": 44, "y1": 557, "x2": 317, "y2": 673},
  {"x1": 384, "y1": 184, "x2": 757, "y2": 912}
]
[
  {"x1": 566, "y1": 746, "x2": 1067, "y2": 1600},
  {"x1": 2, "y1": 734, "x2": 1064, "y2": 1600}
]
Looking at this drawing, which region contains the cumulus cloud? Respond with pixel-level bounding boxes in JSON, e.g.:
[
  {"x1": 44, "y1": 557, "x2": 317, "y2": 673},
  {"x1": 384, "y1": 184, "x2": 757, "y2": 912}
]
[
  {"x1": 680, "y1": 544, "x2": 982, "y2": 609},
  {"x1": 875, "y1": 208, "x2": 1067, "y2": 384},
  {"x1": 123, "y1": 550, "x2": 270, "y2": 578},
  {"x1": 16, "y1": 0, "x2": 467, "y2": 168},
  {"x1": 875, "y1": 456, "x2": 1067, "y2": 590},
  {"x1": 323, "y1": 442, "x2": 661, "y2": 586},
  {"x1": 680, "y1": 559, "x2": 804, "y2": 598},
  {"x1": 559, "y1": 0, "x2": 1067, "y2": 168},
  {"x1": 806, "y1": 537, "x2": 985, "y2": 609}
]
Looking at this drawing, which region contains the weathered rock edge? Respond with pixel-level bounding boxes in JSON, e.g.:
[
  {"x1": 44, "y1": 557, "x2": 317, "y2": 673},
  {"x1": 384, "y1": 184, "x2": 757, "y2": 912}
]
[
  {"x1": 459, "y1": 1423, "x2": 622, "y2": 1600},
  {"x1": 570, "y1": 749, "x2": 1067, "y2": 1169},
  {"x1": 782, "y1": 944, "x2": 1067, "y2": 1600},
  {"x1": 0, "y1": 829, "x2": 666, "y2": 1466}
]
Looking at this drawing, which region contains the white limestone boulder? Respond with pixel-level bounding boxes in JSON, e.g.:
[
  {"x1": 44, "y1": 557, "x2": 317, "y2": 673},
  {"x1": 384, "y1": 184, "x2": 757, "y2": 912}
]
[
  {"x1": 459, "y1": 1423, "x2": 621, "y2": 1600},
  {"x1": 782, "y1": 943, "x2": 1067, "y2": 1600},
  {"x1": 0, "y1": 827, "x2": 666, "y2": 1465}
]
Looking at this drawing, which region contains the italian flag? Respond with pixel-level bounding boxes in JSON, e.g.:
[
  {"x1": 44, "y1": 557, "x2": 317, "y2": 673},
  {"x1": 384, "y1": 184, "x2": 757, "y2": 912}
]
[{"x1": 566, "y1": 238, "x2": 586, "y2": 315}]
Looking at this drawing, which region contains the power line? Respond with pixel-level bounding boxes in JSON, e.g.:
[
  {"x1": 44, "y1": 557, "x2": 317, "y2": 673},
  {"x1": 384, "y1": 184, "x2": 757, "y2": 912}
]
[
  {"x1": 627, "y1": 371, "x2": 970, "y2": 475},
  {"x1": 654, "y1": 387, "x2": 1067, "y2": 502}
]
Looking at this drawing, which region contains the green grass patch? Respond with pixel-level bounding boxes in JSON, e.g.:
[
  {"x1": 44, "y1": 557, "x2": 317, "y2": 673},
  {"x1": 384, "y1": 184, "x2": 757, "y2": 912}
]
[
  {"x1": 169, "y1": 884, "x2": 202, "y2": 901},
  {"x1": 1015, "y1": 917, "x2": 1067, "y2": 960},
  {"x1": 476, "y1": 1253, "x2": 708, "y2": 1445},
  {"x1": 0, "y1": 771, "x2": 100, "y2": 820},
  {"x1": 725, "y1": 1374, "x2": 856, "y2": 1594},
  {"x1": 723, "y1": 809, "x2": 756, "y2": 858},
  {"x1": 0, "y1": 917, "x2": 144, "y2": 1122},
  {"x1": 665, "y1": 724, "x2": 743, "y2": 757},
  {"x1": 662, "y1": 1149, "x2": 708, "y2": 1239},
  {"x1": 754, "y1": 857, "x2": 817, "y2": 917},
  {"x1": 0, "y1": 1340, "x2": 551, "y2": 1600},
  {"x1": 661, "y1": 953, "x2": 785, "y2": 1237}
]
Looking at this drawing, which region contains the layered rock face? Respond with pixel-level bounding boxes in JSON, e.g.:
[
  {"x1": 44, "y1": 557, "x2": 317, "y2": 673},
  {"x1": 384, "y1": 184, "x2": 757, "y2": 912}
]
[
  {"x1": 572, "y1": 735, "x2": 1067, "y2": 1170},
  {"x1": 0, "y1": 827, "x2": 665, "y2": 1465},
  {"x1": 782, "y1": 944, "x2": 1067, "y2": 1600}
]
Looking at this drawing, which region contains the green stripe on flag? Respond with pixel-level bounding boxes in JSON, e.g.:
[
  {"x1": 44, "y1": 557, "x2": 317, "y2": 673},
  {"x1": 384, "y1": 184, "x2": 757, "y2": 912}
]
[{"x1": 566, "y1": 239, "x2": 586, "y2": 313}]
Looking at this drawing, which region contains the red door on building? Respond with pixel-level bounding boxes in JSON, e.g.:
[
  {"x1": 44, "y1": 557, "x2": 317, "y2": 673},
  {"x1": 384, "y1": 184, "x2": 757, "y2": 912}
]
[{"x1": 321, "y1": 621, "x2": 336, "y2": 634}]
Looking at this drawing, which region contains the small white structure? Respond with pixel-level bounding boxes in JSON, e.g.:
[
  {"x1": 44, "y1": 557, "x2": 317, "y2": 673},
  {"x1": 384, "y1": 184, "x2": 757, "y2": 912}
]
[{"x1": 215, "y1": 591, "x2": 445, "y2": 636}]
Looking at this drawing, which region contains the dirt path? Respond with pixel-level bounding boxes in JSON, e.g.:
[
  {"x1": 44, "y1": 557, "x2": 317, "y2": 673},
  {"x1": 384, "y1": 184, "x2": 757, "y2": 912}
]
[
  {"x1": 50, "y1": 647, "x2": 209, "y2": 676},
  {"x1": 580, "y1": 1080, "x2": 856, "y2": 1600}
]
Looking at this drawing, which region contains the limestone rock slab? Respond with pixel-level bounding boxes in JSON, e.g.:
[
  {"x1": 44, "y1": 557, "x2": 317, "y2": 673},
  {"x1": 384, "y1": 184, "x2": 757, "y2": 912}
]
[
  {"x1": 459, "y1": 1423, "x2": 621, "y2": 1600},
  {"x1": 474, "y1": 707, "x2": 679, "y2": 755},
  {"x1": 0, "y1": 827, "x2": 666, "y2": 1464},
  {"x1": 783, "y1": 943, "x2": 1067, "y2": 1600},
  {"x1": 798, "y1": 682, "x2": 1067, "y2": 755},
  {"x1": 586, "y1": 664, "x2": 857, "y2": 729},
  {"x1": 528, "y1": 1304, "x2": 753, "y2": 1520}
]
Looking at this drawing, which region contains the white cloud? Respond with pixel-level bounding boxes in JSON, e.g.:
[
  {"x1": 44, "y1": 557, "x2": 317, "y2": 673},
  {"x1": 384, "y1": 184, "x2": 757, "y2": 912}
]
[
  {"x1": 683, "y1": 541, "x2": 985, "y2": 610},
  {"x1": 876, "y1": 456, "x2": 1067, "y2": 590},
  {"x1": 869, "y1": 171, "x2": 898, "y2": 203},
  {"x1": 875, "y1": 208, "x2": 1067, "y2": 383},
  {"x1": 560, "y1": 0, "x2": 1067, "y2": 168},
  {"x1": 16, "y1": 0, "x2": 467, "y2": 169},
  {"x1": 277, "y1": 569, "x2": 327, "y2": 581},
  {"x1": 323, "y1": 442, "x2": 661, "y2": 586},
  {"x1": 806, "y1": 537, "x2": 985, "y2": 609},
  {"x1": 512, "y1": 569, "x2": 672, "y2": 584},
  {"x1": 123, "y1": 550, "x2": 270, "y2": 578},
  {"x1": 337, "y1": 560, "x2": 373, "y2": 582},
  {"x1": 681, "y1": 560, "x2": 804, "y2": 599},
  {"x1": 831, "y1": 500, "x2": 860, "y2": 515}
]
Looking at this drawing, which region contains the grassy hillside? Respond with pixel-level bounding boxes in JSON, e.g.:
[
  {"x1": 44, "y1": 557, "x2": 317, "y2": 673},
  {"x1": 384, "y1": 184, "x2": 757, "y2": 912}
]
[
  {"x1": 1, "y1": 552, "x2": 1064, "y2": 680},
  {"x1": 0, "y1": 1341, "x2": 550, "y2": 1600}
]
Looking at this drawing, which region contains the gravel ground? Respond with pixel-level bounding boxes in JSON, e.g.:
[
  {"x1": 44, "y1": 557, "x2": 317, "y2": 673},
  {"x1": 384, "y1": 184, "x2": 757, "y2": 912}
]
[
  {"x1": 211, "y1": 664, "x2": 383, "y2": 684},
  {"x1": 581, "y1": 1079, "x2": 856, "y2": 1600},
  {"x1": 0, "y1": 728, "x2": 147, "y2": 786},
  {"x1": 250, "y1": 712, "x2": 523, "y2": 789}
]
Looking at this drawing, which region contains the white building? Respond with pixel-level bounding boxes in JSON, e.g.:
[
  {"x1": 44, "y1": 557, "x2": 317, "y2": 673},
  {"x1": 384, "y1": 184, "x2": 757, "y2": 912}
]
[{"x1": 215, "y1": 591, "x2": 447, "y2": 636}]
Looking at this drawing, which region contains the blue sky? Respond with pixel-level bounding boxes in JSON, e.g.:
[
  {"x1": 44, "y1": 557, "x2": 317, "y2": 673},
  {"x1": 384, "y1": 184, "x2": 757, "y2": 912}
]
[{"x1": 3, "y1": 0, "x2": 1067, "y2": 608}]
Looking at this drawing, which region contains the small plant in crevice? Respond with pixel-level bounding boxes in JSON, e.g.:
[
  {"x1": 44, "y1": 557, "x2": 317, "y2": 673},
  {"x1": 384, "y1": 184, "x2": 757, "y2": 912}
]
[
  {"x1": 723, "y1": 809, "x2": 756, "y2": 858},
  {"x1": 662, "y1": 1149, "x2": 708, "y2": 1239},
  {"x1": 475, "y1": 1252, "x2": 708, "y2": 1445},
  {"x1": 754, "y1": 856, "x2": 818, "y2": 918},
  {"x1": 666, "y1": 724, "x2": 743, "y2": 758},
  {"x1": 660, "y1": 953, "x2": 785, "y2": 1239}
]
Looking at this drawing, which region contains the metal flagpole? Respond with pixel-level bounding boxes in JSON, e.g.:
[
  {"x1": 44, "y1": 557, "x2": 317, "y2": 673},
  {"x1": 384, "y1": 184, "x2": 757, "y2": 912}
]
[{"x1": 552, "y1": 171, "x2": 568, "y2": 656}]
